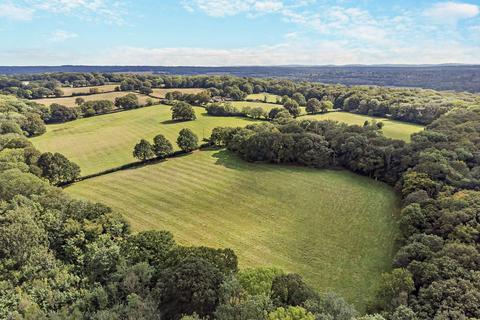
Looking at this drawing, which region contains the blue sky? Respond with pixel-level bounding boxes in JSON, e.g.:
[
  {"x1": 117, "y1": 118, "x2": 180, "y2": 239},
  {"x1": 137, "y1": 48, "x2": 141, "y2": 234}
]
[{"x1": 0, "y1": 0, "x2": 479, "y2": 65}]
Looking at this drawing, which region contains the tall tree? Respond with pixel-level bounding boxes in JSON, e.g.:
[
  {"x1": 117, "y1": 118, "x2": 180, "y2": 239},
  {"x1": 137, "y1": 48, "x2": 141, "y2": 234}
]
[
  {"x1": 37, "y1": 152, "x2": 80, "y2": 185},
  {"x1": 171, "y1": 101, "x2": 196, "y2": 121},
  {"x1": 133, "y1": 139, "x2": 155, "y2": 161},
  {"x1": 177, "y1": 128, "x2": 199, "y2": 152},
  {"x1": 153, "y1": 134, "x2": 173, "y2": 158}
]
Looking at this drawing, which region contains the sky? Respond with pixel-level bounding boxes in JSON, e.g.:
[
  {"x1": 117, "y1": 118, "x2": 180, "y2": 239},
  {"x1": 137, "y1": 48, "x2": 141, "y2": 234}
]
[{"x1": 0, "y1": 0, "x2": 479, "y2": 65}]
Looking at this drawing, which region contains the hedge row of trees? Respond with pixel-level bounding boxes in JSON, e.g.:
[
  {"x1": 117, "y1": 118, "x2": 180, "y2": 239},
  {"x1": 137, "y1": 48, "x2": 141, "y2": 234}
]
[
  {"x1": 208, "y1": 106, "x2": 480, "y2": 319},
  {"x1": 45, "y1": 94, "x2": 157, "y2": 124},
  {"x1": 133, "y1": 129, "x2": 199, "y2": 162}
]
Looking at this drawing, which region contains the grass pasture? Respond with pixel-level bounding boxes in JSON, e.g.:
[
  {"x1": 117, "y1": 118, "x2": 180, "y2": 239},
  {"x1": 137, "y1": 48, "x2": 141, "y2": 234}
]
[
  {"x1": 301, "y1": 111, "x2": 424, "y2": 142},
  {"x1": 33, "y1": 92, "x2": 157, "y2": 108},
  {"x1": 150, "y1": 88, "x2": 205, "y2": 98},
  {"x1": 230, "y1": 100, "x2": 282, "y2": 112},
  {"x1": 60, "y1": 84, "x2": 119, "y2": 96},
  {"x1": 31, "y1": 105, "x2": 258, "y2": 175},
  {"x1": 246, "y1": 93, "x2": 281, "y2": 103},
  {"x1": 66, "y1": 149, "x2": 400, "y2": 310}
]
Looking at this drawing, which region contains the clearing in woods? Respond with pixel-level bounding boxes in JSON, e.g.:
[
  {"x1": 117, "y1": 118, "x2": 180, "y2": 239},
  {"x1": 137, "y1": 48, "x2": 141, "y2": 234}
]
[
  {"x1": 66, "y1": 149, "x2": 400, "y2": 311},
  {"x1": 301, "y1": 111, "x2": 424, "y2": 142}
]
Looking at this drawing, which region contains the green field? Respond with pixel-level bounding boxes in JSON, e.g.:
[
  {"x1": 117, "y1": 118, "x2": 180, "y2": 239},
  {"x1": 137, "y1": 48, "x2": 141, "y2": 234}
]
[
  {"x1": 246, "y1": 93, "x2": 281, "y2": 103},
  {"x1": 31, "y1": 105, "x2": 258, "y2": 175},
  {"x1": 33, "y1": 91, "x2": 157, "y2": 108},
  {"x1": 59, "y1": 84, "x2": 119, "y2": 96},
  {"x1": 301, "y1": 111, "x2": 424, "y2": 142},
  {"x1": 231, "y1": 100, "x2": 282, "y2": 112},
  {"x1": 66, "y1": 149, "x2": 400, "y2": 310}
]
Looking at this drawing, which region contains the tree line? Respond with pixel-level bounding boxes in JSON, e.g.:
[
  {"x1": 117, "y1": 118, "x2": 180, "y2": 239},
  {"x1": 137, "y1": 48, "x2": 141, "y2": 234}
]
[
  {"x1": 2, "y1": 73, "x2": 478, "y2": 125},
  {"x1": 207, "y1": 105, "x2": 480, "y2": 319}
]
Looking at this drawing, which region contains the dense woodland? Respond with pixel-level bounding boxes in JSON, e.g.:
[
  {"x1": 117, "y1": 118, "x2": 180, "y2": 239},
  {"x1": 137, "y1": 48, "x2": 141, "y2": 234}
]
[
  {"x1": 0, "y1": 73, "x2": 479, "y2": 319},
  {"x1": 1, "y1": 65, "x2": 479, "y2": 92}
]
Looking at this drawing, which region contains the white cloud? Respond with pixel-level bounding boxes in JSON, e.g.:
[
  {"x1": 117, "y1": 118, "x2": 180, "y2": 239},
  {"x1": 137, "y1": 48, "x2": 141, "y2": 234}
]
[
  {"x1": 254, "y1": 1, "x2": 283, "y2": 12},
  {"x1": 7, "y1": 0, "x2": 127, "y2": 24},
  {"x1": 0, "y1": 2, "x2": 34, "y2": 21},
  {"x1": 108, "y1": 42, "x2": 480, "y2": 65},
  {"x1": 2, "y1": 38, "x2": 480, "y2": 66},
  {"x1": 50, "y1": 30, "x2": 78, "y2": 42},
  {"x1": 281, "y1": 6, "x2": 391, "y2": 44},
  {"x1": 424, "y1": 2, "x2": 479, "y2": 23},
  {"x1": 181, "y1": 0, "x2": 284, "y2": 17}
]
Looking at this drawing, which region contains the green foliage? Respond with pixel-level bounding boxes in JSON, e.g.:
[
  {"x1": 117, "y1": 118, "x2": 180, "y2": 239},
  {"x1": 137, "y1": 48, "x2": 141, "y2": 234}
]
[
  {"x1": 374, "y1": 269, "x2": 414, "y2": 312},
  {"x1": 152, "y1": 134, "x2": 174, "y2": 158},
  {"x1": 177, "y1": 128, "x2": 199, "y2": 152},
  {"x1": 283, "y1": 100, "x2": 301, "y2": 118},
  {"x1": 37, "y1": 152, "x2": 81, "y2": 185},
  {"x1": 20, "y1": 112, "x2": 46, "y2": 137},
  {"x1": 48, "y1": 103, "x2": 78, "y2": 123},
  {"x1": 171, "y1": 101, "x2": 196, "y2": 121},
  {"x1": 237, "y1": 267, "x2": 285, "y2": 296},
  {"x1": 157, "y1": 257, "x2": 224, "y2": 319},
  {"x1": 267, "y1": 306, "x2": 315, "y2": 320},
  {"x1": 133, "y1": 139, "x2": 155, "y2": 161},
  {"x1": 214, "y1": 276, "x2": 273, "y2": 320},
  {"x1": 306, "y1": 98, "x2": 322, "y2": 114},
  {"x1": 303, "y1": 292, "x2": 357, "y2": 320},
  {"x1": 115, "y1": 93, "x2": 139, "y2": 109},
  {"x1": 271, "y1": 273, "x2": 318, "y2": 307},
  {"x1": 122, "y1": 230, "x2": 176, "y2": 266}
]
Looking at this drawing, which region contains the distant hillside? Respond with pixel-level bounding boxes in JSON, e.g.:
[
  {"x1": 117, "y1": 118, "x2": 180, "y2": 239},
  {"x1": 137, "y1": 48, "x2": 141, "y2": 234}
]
[{"x1": 1, "y1": 65, "x2": 480, "y2": 92}]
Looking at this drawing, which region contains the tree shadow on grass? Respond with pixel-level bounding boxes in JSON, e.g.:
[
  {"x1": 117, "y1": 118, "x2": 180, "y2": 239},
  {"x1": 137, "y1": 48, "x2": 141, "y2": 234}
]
[
  {"x1": 160, "y1": 119, "x2": 195, "y2": 125},
  {"x1": 211, "y1": 149, "x2": 255, "y2": 171}
]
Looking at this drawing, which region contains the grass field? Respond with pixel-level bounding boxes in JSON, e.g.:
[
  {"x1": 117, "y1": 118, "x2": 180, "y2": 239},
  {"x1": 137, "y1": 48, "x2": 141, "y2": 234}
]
[
  {"x1": 60, "y1": 84, "x2": 119, "y2": 96},
  {"x1": 246, "y1": 93, "x2": 281, "y2": 103},
  {"x1": 31, "y1": 105, "x2": 258, "y2": 175},
  {"x1": 301, "y1": 111, "x2": 424, "y2": 142},
  {"x1": 230, "y1": 100, "x2": 282, "y2": 112},
  {"x1": 33, "y1": 92, "x2": 157, "y2": 108},
  {"x1": 66, "y1": 149, "x2": 400, "y2": 310},
  {"x1": 150, "y1": 88, "x2": 205, "y2": 98}
]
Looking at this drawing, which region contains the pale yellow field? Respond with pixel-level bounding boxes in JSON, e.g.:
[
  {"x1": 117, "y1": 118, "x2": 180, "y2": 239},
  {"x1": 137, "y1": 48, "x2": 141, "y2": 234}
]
[
  {"x1": 33, "y1": 92, "x2": 158, "y2": 108},
  {"x1": 60, "y1": 84, "x2": 119, "y2": 96},
  {"x1": 246, "y1": 93, "x2": 282, "y2": 103},
  {"x1": 150, "y1": 88, "x2": 205, "y2": 98}
]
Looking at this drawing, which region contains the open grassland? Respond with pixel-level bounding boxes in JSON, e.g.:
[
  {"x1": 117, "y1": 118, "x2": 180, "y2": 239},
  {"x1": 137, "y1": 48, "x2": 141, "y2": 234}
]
[
  {"x1": 31, "y1": 106, "x2": 258, "y2": 175},
  {"x1": 301, "y1": 111, "x2": 424, "y2": 142},
  {"x1": 60, "y1": 84, "x2": 119, "y2": 96},
  {"x1": 150, "y1": 88, "x2": 205, "y2": 98},
  {"x1": 230, "y1": 100, "x2": 282, "y2": 112},
  {"x1": 246, "y1": 93, "x2": 281, "y2": 103},
  {"x1": 66, "y1": 149, "x2": 400, "y2": 310},
  {"x1": 33, "y1": 92, "x2": 157, "y2": 108}
]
